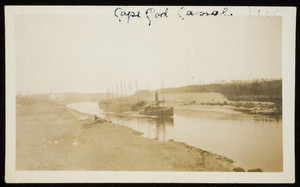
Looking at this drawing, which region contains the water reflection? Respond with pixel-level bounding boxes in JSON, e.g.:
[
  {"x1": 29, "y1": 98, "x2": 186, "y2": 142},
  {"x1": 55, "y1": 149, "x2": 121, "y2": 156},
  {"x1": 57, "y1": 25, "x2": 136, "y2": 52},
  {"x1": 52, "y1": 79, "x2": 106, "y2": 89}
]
[{"x1": 100, "y1": 112, "x2": 174, "y2": 142}]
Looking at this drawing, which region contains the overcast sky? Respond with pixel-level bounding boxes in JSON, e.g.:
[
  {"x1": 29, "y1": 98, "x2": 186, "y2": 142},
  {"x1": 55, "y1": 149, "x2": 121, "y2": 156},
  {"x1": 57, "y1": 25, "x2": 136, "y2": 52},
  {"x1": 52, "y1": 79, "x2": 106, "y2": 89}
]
[{"x1": 15, "y1": 10, "x2": 282, "y2": 94}]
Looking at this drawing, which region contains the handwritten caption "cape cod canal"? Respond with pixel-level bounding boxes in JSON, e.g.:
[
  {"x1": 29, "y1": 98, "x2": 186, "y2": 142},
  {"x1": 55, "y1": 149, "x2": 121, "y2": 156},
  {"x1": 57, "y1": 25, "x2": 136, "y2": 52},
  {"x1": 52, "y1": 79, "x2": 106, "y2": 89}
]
[{"x1": 114, "y1": 7, "x2": 233, "y2": 26}]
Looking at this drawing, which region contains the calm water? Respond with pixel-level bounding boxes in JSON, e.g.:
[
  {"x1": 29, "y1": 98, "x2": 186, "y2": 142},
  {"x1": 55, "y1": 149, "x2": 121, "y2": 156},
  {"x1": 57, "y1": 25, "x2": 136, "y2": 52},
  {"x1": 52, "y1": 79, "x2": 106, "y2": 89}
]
[{"x1": 67, "y1": 102, "x2": 283, "y2": 172}]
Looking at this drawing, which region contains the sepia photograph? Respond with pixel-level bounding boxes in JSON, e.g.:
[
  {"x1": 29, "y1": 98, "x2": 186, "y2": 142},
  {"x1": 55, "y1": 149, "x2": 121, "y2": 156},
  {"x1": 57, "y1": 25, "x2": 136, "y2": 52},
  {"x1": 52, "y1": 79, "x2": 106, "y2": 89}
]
[{"x1": 5, "y1": 6, "x2": 296, "y2": 183}]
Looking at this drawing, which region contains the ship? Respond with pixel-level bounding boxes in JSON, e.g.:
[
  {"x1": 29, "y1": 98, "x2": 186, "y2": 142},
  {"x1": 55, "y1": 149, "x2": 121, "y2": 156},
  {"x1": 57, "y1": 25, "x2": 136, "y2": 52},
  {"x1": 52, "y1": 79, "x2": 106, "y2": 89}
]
[{"x1": 139, "y1": 91, "x2": 173, "y2": 117}]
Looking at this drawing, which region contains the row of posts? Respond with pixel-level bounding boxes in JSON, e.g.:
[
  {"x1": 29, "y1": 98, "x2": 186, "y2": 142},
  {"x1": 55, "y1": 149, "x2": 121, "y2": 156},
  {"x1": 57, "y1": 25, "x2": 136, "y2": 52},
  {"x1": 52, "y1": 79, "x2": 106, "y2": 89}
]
[{"x1": 106, "y1": 81, "x2": 140, "y2": 101}]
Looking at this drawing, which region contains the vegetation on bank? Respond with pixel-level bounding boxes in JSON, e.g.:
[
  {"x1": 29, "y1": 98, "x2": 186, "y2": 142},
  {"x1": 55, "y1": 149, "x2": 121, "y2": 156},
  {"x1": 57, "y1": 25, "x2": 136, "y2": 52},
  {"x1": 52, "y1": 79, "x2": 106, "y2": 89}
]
[
  {"x1": 159, "y1": 79, "x2": 281, "y2": 96},
  {"x1": 156, "y1": 79, "x2": 282, "y2": 116}
]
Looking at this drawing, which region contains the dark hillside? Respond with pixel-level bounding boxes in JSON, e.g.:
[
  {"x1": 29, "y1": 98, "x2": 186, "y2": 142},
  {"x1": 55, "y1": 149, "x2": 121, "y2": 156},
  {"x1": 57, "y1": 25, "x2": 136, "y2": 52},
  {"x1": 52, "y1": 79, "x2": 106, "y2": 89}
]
[{"x1": 158, "y1": 79, "x2": 281, "y2": 103}]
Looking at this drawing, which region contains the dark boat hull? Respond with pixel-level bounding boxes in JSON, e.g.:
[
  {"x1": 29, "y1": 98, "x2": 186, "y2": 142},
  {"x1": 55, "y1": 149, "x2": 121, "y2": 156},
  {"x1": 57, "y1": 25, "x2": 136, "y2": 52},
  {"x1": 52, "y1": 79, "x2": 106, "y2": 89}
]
[{"x1": 139, "y1": 107, "x2": 173, "y2": 117}]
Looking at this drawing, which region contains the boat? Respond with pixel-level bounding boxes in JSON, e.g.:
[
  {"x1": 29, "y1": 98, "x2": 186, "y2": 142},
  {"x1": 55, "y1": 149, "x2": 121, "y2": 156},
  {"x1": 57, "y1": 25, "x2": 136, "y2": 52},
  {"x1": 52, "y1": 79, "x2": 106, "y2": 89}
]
[{"x1": 139, "y1": 91, "x2": 173, "y2": 117}]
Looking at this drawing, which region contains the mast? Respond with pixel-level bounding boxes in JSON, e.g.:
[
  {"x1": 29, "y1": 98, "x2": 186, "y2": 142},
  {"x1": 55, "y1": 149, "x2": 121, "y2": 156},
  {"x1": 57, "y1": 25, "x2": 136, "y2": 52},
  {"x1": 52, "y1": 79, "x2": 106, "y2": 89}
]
[
  {"x1": 124, "y1": 81, "x2": 127, "y2": 97},
  {"x1": 116, "y1": 82, "x2": 119, "y2": 98},
  {"x1": 162, "y1": 78, "x2": 165, "y2": 101},
  {"x1": 129, "y1": 82, "x2": 132, "y2": 96},
  {"x1": 120, "y1": 81, "x2": 123, "y2": 97},
  {"x1": 155, "y1": 91, "x2": 159, "y2": 107},
  {"x1": 108, "y1": 87, "x2": 110, "y2": 99},
  {"x1": 106, "y1": 87, "x2": 108, "y2": 100},
  {"x1": 135, "y1": 80, "x2": 139, "y2": 102},
  {"x1": 147, "y1": 83, "x2": 150, "y2": 102}
]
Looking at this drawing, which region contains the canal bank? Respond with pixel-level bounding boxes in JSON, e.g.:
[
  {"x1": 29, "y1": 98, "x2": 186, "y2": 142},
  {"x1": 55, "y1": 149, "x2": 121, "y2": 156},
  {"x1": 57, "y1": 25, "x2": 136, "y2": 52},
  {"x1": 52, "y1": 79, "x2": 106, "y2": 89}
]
[{"x1": 16, "y1": 97, "x2": 236, "y2": 171}]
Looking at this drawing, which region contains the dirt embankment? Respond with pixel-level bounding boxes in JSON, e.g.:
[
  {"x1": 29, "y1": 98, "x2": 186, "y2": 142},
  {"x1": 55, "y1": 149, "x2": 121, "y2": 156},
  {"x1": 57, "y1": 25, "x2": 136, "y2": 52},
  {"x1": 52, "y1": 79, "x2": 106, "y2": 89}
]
[{"x1": 16, "y1": 97, "x2": 236, "y2": 171}]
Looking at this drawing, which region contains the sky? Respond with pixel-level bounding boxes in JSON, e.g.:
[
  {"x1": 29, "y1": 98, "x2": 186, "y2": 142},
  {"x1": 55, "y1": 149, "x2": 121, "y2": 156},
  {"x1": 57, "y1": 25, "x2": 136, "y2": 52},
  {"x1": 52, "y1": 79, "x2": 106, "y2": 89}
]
[{"x1": 15, "y1": 8, "x2": 282, "y2": 94}]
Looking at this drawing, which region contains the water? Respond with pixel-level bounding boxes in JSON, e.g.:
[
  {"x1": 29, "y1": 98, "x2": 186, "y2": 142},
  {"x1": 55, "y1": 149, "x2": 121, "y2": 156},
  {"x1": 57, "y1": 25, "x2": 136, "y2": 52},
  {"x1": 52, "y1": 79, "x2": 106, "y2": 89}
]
[{"x1": 67, "y1": 102, "x2": 283, "y2": 172}]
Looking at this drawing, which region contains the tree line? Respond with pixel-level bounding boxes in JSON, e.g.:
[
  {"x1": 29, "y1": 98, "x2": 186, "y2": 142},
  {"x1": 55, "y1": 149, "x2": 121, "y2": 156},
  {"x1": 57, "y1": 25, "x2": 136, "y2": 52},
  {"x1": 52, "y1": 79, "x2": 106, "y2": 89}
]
[{"x1": 158, "y1": 79, "x2": 282, "y2": 103}]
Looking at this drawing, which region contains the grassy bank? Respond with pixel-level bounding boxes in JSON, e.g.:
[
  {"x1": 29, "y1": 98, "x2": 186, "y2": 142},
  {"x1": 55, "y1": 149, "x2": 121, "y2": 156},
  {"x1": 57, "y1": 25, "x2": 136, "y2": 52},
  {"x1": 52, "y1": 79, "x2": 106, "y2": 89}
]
[{"x1": 16, "y1": 96, "x2": 236, "y2": 171}]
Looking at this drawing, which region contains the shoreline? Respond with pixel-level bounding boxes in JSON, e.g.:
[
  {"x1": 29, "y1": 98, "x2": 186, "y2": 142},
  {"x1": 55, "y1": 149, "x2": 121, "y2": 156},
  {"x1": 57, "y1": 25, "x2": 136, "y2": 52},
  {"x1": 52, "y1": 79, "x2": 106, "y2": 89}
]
[
  {"x1": 16, "y1": 97, "x2": 240, "y2": 171},
  {"x1": 174, "y1": 103, "x2": 281, "y2": 118},
  {"x1": 67, "y1": 104, "x2": 236, "y2": 164}
]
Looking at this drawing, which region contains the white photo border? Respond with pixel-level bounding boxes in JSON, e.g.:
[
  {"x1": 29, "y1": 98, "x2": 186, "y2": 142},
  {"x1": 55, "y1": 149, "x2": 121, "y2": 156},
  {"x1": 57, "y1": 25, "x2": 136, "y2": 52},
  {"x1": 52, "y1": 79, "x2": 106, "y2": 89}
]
[{"x1": 5, "y1": 6, "x2": 296, "y2": 183}]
